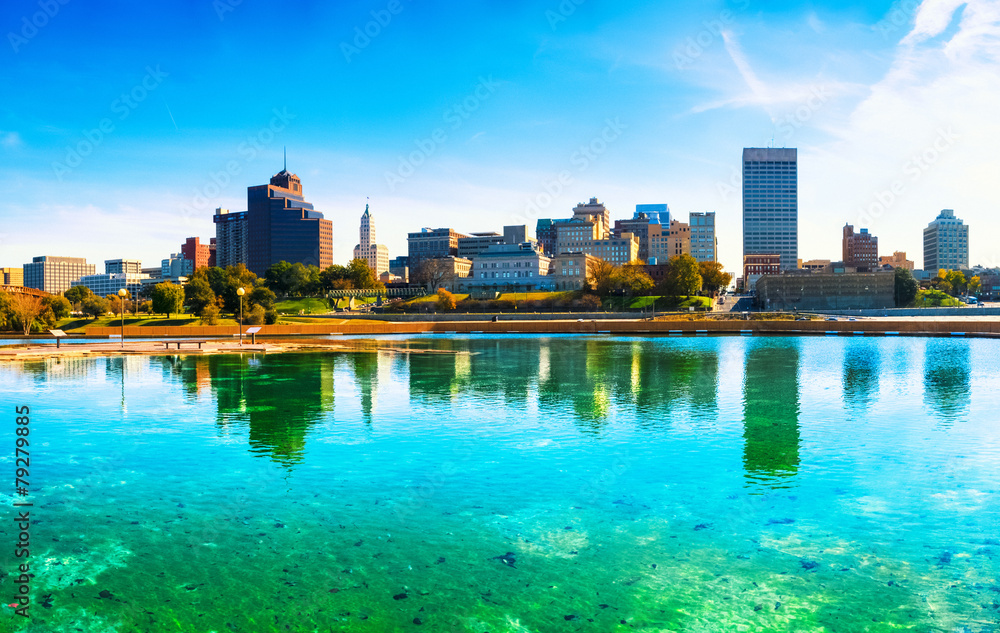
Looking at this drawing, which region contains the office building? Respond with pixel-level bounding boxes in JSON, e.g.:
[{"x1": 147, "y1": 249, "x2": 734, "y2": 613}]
[
  {"x1": 743, "y1": 148, "x2": 798, "y2": 271},
  {"x1": 535, "y1": 219, "x2": 558, "y2": 256},
  {"x1": 842, "y1": 224, "x2": 878, "y2": 272},
  {"x1": 246, "y1": 166, "x2": 333, "y2": 276},
  {"x1": 572, "y1": 198, "x2": 611, "y2": 238},
  {"x1": 214, "y1": 208, "x2": 248, "y2": 269},
  {"x1": 389, "y1": 256, "x2": 410, "y2": 283},
  {"x1": 553, "y1": 217, "x2": 638, "y2": 264},
  {"x1": 550, "y1": 253, "x2": 600, "y2": 291},
  {"x1": 757, "y1": 271, "x2": 895, "y2": 310},
  {"x1": 407, "y1": 228, "x2": 468, "y2": 268},
  {"x1": 181, "y1": 237, "x2": 216, "y2": 271},
  {"x1": 353, "y1": 204, "x2": 390, "y2": 276},
  {"x1": 923, "y1": 209, "x2": 968, "y2": 272},
  {"x1": 1, "y1": 267, "x2": 24, "y2": 286},
  {"x1": 689, "y1": 212, "x2": 718, "y2": 263},
  {"x1": 648, "y1": 219, "x2": 691, "y2": 263},
  {"x1": 613, "y1": 212, "x2": 655, "y2": 263},
  {"x1": 458, "y1": 233, "x2": 505, "y2": 260},
  {"x1": 23, "y1": 256, "x2": 96, "y2": 294},
  {"x1": 879, "y1": 251, "x2": 914, "y2": 271},
  {"x1": 72, "y1": 260, "x2": 150, "y2": 298},
  {"x1": 635, "y1": 203, "x2": 669, "y2": 226}
]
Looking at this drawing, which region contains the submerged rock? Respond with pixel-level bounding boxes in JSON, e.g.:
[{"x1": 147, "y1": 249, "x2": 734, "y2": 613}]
[
  {"x1": 98, "y1": 590, "x2": 113, "y2": 599},
  {"x1": 492, "y1": 552, "x2": 517, "y2": 567}
]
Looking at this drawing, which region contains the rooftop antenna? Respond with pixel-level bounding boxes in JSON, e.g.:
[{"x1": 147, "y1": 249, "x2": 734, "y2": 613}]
[{"x1": 283, "y1": 146, "x2": 287, "y2": 171}]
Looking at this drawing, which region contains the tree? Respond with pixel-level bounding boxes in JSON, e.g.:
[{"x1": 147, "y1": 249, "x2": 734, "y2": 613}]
[
  {"x1": 199, "y1": 302, "x2": 221, "y2": 325},
  {"x1": 320, "y1": 264, "x2": 351, "y2": 292},
  {"x1": 436, "y1": 288, "x2": 457, "y2": 311},
  {"x1": 699, "y1": 261, "x2": 732, "y2": 294},
  {"x1": 893, "y1": 267, "x2": 919, "y2": 307},
  {"x1": 662, "y1": 255, "x2": 702, "y2": 298},
  {"x1": 612, "y1": 262, "x2": 654, "y2": 297},
  {"x1": 43, "y1": 295, "x2": 71, "y2": 320},
  {"x1": 246, "y1": 304, "x2": 266, "y2": 325},
  {"x1": 969, "y1": 275, "x2": 981, "y2": 296},
  {"x1": 9, "y1": 294, "x2": 45, "y2": 335},
  {"x1": 0, "y1": 293, "x2": 11, "y2": 331},
  {"x1": 151, "y1": 282, "x2": 185, "y2": 318},
  {"x1": 64, "y1": 285, "x2": 92, "y2": 307},
  {"x1": 937, "y1": 280, "x2": 953, "y2": 295},
  {"x1": 945, "y1": 270, "x2": 967, "y2": 295},
  {"x1": 81, "y1": 295, "x2": 110, "y2": 320},
  {"x1": 185, "y1": 277, "x2": 216, "y2": 316},
  {"x1": 347, "y1": 258, "x2": 384, "y2": 290},
  {"x1": 588, "y1": 260, "x2": 617, "y2": 296},
  {"x1": 265, "y1": 261, "x2": 294, "y2": 296},
  {"x1": 248, "y1": 285, "x2": 276, "y2": 311},
  {"x1": 105, "y1": 294, "x2": 129, "y2": 317},
  {"x1": 220, "y1": 264, "x2": 260, "y2": 313},
  {"x1": 414, "y1": 259, "x2": 454, "y2": 291}
]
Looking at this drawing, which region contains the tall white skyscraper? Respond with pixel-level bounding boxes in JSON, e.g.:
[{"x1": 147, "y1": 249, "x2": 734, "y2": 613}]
[
  {"x1": 743, "y1": 148, "x2": 798, "y2": 271},
  {"x1": 923, "y1": 209, "x2": 968, "y2": 272},
  {"x1": 353, "y1": 203, "x2": 390, "y2": 276}
]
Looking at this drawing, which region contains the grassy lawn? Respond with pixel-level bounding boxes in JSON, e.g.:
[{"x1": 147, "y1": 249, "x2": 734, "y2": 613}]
[
  {"x1": 274, "y1": 298, "x2": 332, "y2": 314},
  {"x1": 57, "y1": 314, "x2": 241, "y2": 333},
  {"x1": 913, "y1": 289, "x2": 964, "y2": 308},
  {"x1": 604, "y1": 295, "x2": 712, "y2": 311}
]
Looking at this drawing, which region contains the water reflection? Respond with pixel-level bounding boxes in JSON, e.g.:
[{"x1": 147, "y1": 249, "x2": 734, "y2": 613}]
[
  {"x1": 742, "y1": 340, "x2": 801, "y2": 490},
  {"x1": 923, "y1": 339, "x2": 971, "y2": 424},
  {"x1": 842, "y1": 341, "x2": 880, "y2": 411}
]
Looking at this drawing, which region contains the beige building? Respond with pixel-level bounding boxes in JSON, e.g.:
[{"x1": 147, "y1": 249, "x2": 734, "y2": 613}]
[
  {"x1": 799, "y1": 259, "x2": 832, "y2": 272},
  {"x1": 550, "y1": 253, "x2": 600, "y2": 291},
  {"x1": 649, "y1": 219, "x2": 691, "y2": 263},
  {"x1": 462, "y1": 243, "x2": 552, "y2": 292},
  {"x1": 1, "y1": 267, "x2": 23, "y2": 286},
  {"x1": 879, "y1": 251, "x2": 914, "y2": 271}
]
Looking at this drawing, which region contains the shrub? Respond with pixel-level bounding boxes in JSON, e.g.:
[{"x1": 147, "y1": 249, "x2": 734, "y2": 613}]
[{"x1": 200, "y1": 303, "x2": 221, "y2": 325}]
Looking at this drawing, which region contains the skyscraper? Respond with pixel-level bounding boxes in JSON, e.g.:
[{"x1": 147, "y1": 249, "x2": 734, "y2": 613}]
[
  {"x1": 923, "y1": 209, "x2": 968, "y2": 272},
  {"x1": 353, "y1": 203, "x2": 390, "y2": 276},
  {"x1": 743, "y1": 148, "x2": 798, "y2": 271},
  {"x1": 214, "y1": 208, "x2": 248, "y2": 269},
  {"x1": 246, "y1": 166, "x2": 333, "y2": 276}
]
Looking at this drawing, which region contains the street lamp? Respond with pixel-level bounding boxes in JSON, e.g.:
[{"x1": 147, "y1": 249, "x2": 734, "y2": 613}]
[
  {"x1": 117, "y1": 288, "x2": 127, "y2": 348},
  {"x1": 237, "y1": 287, "x2": 245, "y2": 346}
]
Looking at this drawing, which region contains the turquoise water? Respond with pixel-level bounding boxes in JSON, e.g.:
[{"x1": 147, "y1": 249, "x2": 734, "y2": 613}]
[{"x1": 1, "y1": 335, "x2": 999, "y2": 632}]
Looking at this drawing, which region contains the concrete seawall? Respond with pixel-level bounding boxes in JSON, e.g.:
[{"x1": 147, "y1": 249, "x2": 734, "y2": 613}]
[{"x1": 83, "y1": 319, "x2": 1000, "y2": 338}]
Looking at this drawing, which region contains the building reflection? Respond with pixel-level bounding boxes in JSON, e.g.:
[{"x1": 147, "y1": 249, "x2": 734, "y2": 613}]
[
  {"x1": 923, "y1": 339, "x2": 971, "y2": 423},
  {"x1": 842, "y1": 340, "x2": 880, "y2": 410},
  {"x1": 347, "y1": 351, "x2": 380, "y2": 423},
  {"x1": 634, "y1": 343, "x2": 719, "y2": 424},
  {"x1": 164, "y1": 353, "x2": 335, "y2": 466},
  {"x1": 742, "y1": 340, "x2": 801, "y2": 490}
]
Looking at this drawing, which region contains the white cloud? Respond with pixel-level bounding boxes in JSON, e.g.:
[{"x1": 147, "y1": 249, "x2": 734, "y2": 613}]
[{"x1": 0, "y1": 132, "x2": 23, "y2": 149}]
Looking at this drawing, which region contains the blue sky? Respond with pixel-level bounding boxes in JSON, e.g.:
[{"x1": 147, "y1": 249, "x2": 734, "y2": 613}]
[{"x1": 2, "y1": 0, "x2": 998, "y2": 272}]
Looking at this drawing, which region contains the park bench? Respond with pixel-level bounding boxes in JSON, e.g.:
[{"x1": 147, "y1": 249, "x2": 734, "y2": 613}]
[{"x1": 162, "y1": 340, "x2": 208, "y2": 350}]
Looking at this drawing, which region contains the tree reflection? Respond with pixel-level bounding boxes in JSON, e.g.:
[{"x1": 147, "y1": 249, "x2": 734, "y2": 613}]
[
  {"x1": 923, "y1": 339, "x2": 971, "y2": 424},
  {"x1": 742, "y1": 340, "x2": 800, "y2": 490}
]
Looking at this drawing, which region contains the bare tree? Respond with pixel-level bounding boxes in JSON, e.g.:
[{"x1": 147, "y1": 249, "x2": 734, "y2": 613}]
[
  {"x1": 413, "y1": 258, "x2": 454, "y2": 291},
  {"x1": 9, "y1": 294, "x2": 45, "y2": 335}
]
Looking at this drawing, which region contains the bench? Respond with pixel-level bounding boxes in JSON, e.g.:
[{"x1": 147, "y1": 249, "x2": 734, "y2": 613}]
[{"x1": 163, "y1": 340, "x2": 207, "y2": 349}]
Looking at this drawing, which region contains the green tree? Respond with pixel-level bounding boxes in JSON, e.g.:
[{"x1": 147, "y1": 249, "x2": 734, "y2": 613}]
[
  {"x1": 246, "y1": 304, "x2": 266, "y2": 325},
  {"x1": 221, "y1": 264, "x2": 259, "y2": 313},
  {"x1": 151, "y1": 282, "x2": 185, "y2": 318},
  {"x1": 265, "y1": 261, "x2": 294, "y2": 296},
  {"x1": 436, "y1": 288, "x2": 457, "y2": 311},
  {"x1": 893, "y1": 267, "x2": 919, "y2": 307},
  {"x1": 82, "y1": 295, "x2": 110, "y2": 320},
  {"x1": 43, "y1": 295, "x2": 71, "y2": 320},
  {"x1": 185, "y1": 277, "x2": 216, "y2": 316},
  {"x1": 248, "y1": 285, "x2": 276, "y2": 310},
  {"x1": 320, "y1": 264, "x2": 351, "y2": 292},
  {"x1": 0, "y1": 293, "x2": 11, "y2": 330},
  {"x1": 937, "y1": 280, "x2": 953, "y2": 295},
  {"x1": 662, "y1": 255, "x2": 702, "y2": 298},
  {"x1": 64, "y1": 285, "x2": 92, "y2": 307},
  {"x1": 699, "y1": 261, "x2": 732, "y2": 294},
  {"x1": 612, "y1": 262, "x2": 655, "y2": 297},
  {"x1": 347, "y1": 258, "x2": 384, "y2": 290}
]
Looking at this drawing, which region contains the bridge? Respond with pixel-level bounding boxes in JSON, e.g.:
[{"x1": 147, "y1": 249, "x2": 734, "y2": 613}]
[
  {"x1": 325, "y1": 288, "x2": 427, "y2": 299},
  {"x1": 0, "y1": 285, "x2": 49, "y2": 299}
]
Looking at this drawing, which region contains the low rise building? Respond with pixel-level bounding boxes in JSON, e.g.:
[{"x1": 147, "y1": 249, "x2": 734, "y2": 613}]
[
  {"x1": 756, "y1": 271, "x2": 895, "y2": 310},
  {"x1": 407, "y1": 228, "x2": 468, "y2": 268},
  {"x1": 743, "y1": 254, "x2": 781, "y2": 291},
  {"x1": 879, "y1": 251, "x2": 914, "y2": 271},
  {"x1": 843, "y1": 224, "x2": 878, "y2": 272},
  {"x1": 462, "y1": 243, "x2": 551, "y2": 292},
  {"x1": 389, "y1": 256, "x2": 410, "y2": 283},
  {"x1": 1, "y1": 267, "x2": 24, "y2": 286},
  {"x1": 549, "y1": 253, "x2": 600, "y2": 291}
]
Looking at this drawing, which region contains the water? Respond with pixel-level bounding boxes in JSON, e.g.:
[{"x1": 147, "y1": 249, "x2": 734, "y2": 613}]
[{"x1": 1, "y1": 335, "x2": 998, "y2": 632}]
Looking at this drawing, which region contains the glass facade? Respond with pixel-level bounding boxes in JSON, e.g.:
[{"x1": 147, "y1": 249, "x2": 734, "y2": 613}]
[{"x1": 743, "y1": 148, "x2": 798, "y2": 271}]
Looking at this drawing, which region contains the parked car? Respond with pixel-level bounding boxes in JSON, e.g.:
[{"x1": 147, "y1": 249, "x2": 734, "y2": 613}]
[{"x1": 825, "y1": 317, "x2": 838, "y2": 321}]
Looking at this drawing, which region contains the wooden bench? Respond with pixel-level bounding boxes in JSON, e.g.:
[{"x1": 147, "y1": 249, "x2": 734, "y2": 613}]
[{"x1": 163, "y1": 340, "x2": 207, "y2": 349}]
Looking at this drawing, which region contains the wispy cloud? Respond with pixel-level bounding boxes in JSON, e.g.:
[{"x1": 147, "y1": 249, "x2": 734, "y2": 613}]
[{"x1": 0, "y1": 131, "x2": 23, "y2": 149}]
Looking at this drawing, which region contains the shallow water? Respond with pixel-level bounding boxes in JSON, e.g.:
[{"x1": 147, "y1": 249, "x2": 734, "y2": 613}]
[{"x1": 1, "y1": 335, "x2": 999, "y2": 632}]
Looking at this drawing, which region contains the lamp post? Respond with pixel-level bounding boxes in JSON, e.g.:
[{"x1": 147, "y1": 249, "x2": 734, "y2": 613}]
[
  {"x1": 117, "y1": 288, "x2": 127, "y2": 348},
  {"x1": 237, "y1": 287, "x2": 245, "y2": 346}
]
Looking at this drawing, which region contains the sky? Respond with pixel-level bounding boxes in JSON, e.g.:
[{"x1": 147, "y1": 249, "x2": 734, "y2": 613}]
[{"x1": 1, "y1": 0, "x2": 998, "y2": 274}]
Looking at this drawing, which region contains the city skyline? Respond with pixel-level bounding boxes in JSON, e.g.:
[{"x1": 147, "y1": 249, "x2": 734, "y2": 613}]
[{"x1": 2, "y1": 0, "x2": 998, "y2": 272}]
